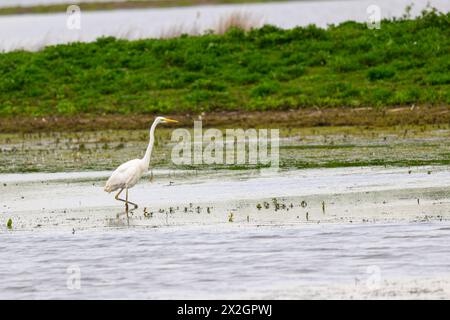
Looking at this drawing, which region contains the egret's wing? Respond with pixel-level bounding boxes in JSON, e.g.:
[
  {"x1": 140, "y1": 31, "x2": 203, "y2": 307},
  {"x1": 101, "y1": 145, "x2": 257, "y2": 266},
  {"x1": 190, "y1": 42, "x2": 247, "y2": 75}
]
[
  {"x1": 124, "y1": 162, "x2": 144, "y2": 186},
  {"x1": 114, "y1": 159, "x2": 141, "y2": 173},
  {"x1": 104, "y1": 159, "x2": 141, "y2": 192}
]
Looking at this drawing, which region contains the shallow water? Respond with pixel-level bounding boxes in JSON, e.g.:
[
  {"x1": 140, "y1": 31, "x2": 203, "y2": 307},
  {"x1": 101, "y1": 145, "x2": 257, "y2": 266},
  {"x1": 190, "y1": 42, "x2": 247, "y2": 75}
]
[
  {"x1": 2, "y1": 126, "x2": 450, "y2": 298},
  {"x1": 2, "y1": 165, "x2": 450, "y2": 298},
  {"x1": 1, "y1": 222, "x2": 449, "y2": 299},
  {"x1": 1, "y1": 0, "x2": 449, "y2": 51}
]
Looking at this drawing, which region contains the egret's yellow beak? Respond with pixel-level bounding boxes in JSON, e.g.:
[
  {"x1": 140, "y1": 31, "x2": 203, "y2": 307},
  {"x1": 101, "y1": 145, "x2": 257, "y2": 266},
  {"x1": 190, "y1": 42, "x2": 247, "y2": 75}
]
[{"x1": 163, "y1": 117, "x2": 178, "y2": 123}]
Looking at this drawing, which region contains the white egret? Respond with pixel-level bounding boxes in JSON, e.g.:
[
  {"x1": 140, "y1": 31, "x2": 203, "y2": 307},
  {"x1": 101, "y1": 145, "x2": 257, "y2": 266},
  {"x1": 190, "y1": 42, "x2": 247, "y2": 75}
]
[{"x1": 104, "y1": 116, "x2": 178, "y2": 217}]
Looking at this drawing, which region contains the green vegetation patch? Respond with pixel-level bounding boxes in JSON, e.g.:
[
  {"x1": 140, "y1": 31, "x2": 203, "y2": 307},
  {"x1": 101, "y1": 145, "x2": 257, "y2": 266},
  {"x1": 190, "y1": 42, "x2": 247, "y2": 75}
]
[{"x1": 0, "y1": 10, "x2": 449, "y2": 117}]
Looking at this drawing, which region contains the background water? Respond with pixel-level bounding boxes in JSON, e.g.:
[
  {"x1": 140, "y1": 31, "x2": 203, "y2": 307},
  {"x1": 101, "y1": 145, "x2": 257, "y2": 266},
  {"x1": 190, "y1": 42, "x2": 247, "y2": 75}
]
[
  {"x1": 1, "y1": 222, "x2": 449, "y2": 299},
  {"x1": 1, "y1": 0, "x2": 449, "y2": 51},
  {"x1": 0, "y1": 0, "x2": 127, "y2": 7}
]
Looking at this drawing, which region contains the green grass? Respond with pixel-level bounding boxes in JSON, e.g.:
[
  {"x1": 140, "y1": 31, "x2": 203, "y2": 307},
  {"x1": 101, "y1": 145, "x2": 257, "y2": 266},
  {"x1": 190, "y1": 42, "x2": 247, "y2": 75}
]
[{"x1": 0, "y1": 9, "x2": 449, "y2": 117}]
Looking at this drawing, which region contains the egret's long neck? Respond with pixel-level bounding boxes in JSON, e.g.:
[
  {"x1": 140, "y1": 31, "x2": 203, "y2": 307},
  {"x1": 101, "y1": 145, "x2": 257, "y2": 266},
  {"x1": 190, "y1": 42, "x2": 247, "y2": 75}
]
[{"x1": 142, "y1": 120, "x2": 158, "y2": 167}]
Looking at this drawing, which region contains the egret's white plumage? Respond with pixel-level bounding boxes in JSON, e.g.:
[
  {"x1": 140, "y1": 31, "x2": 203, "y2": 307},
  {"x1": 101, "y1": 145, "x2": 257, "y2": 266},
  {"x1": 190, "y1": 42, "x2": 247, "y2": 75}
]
[
  {"x1": 104, "y1": 159, "x2": 146, "y2": 193},
  {"x1": 104, "y1": 116, "x2": 178, "y2": 215}
]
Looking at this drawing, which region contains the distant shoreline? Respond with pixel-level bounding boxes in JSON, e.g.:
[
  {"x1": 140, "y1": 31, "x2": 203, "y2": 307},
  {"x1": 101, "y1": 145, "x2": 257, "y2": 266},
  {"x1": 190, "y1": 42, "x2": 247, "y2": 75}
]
[
  {"x1": 0, "y1": 0, "x2": 287, "y2": 15},
  {"x1": 1, "y1": 106, "x2": 449, "y2": 133}
]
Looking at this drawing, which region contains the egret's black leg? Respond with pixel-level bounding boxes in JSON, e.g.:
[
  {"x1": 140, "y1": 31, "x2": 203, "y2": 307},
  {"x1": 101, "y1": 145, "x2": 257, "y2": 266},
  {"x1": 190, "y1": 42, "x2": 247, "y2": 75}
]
[
  {"x1": 114, "y1": 188, "x2": 138, "y2": 211},
  {"x1": 125, "y1": 188, "x2": 130, "y2": 219}
]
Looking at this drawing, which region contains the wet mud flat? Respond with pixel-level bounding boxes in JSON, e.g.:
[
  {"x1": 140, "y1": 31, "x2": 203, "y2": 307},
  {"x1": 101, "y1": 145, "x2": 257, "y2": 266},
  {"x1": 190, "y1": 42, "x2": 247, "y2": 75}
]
[
  {"x1": 2, "y1": 123, "x2": 450, "y2": 173},
  {"x1": 1, "y1": 166, "x2": 450, "y2": 231}
]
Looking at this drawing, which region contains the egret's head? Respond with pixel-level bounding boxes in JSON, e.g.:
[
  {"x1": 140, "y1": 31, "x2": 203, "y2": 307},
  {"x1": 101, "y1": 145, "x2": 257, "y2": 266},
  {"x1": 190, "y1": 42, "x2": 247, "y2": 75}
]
[{"x1": 156, "y1": 116, "x2": 179, "y2": 124}]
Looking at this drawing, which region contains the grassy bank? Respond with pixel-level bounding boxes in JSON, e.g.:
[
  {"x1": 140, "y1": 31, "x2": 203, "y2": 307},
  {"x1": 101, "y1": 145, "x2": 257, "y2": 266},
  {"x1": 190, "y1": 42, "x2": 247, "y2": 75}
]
[{"x1": 0, "y1": 10, "x2": 449, "y2": 120}]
